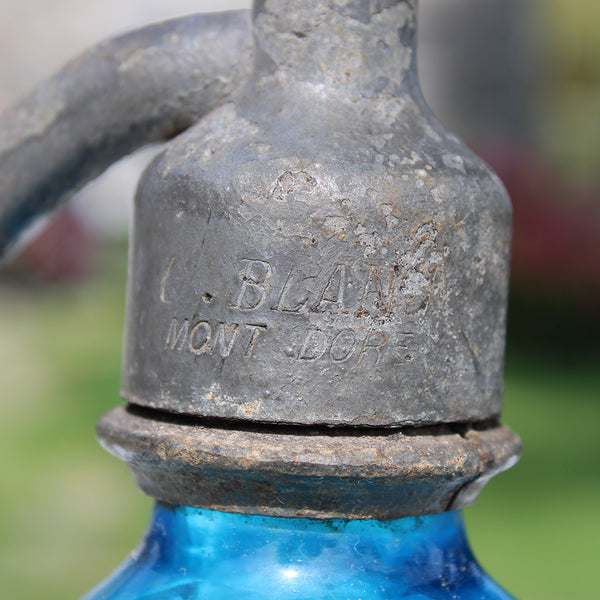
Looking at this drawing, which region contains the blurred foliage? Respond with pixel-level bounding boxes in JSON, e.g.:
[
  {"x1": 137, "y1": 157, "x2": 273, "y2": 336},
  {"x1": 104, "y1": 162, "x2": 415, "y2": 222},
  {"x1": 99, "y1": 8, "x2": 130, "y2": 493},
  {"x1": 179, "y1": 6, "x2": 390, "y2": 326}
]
[
  {"x1": 539, "y1": 0, "x2": 600, "y2": 180},
  {"x1": 0, "y1": 243, "x2": 148, "y2": 600},
  {"x1": 544, "y1": 0, "x2": 600, "y2": 84},
  {"x1": 1, "y1": 241, "x2": 598, "y2": 600}
]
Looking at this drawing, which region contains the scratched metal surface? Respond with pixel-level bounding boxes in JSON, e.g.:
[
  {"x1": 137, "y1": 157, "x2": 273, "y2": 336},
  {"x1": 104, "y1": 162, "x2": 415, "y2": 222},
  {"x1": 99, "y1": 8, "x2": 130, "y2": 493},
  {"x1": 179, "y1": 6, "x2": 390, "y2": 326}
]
[
  {"x1": 123, "y1": 0, "x2": 512, "y2": 426},
  {"x1": 0, "y1": 11, "x2": 253, "y2": 256},
  {"x1": 97, "y1": 406, "x2": 520, "y2": 519},
  {"x1": 0, "y1": 0, "x2": 520, "y2": 517}
]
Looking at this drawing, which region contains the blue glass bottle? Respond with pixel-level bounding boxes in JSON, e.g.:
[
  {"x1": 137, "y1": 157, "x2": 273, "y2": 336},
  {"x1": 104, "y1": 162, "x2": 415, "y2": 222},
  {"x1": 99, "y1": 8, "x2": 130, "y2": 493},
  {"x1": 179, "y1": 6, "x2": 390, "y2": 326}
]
[{"x1": 83, "y1": 502, "x2": 515, "y2": 600}]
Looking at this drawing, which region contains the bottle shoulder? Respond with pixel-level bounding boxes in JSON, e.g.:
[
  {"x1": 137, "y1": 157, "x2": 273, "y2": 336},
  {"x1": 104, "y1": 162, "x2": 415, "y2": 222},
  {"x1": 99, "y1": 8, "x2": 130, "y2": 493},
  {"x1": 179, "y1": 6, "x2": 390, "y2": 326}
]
[
  {"x1": 83, "y1": 505, "x2": 518, "y2": 600},
  {"x1": 127, "y1": 93, "x2": 512, "y2": 427},
  {"x1": 142, "y1": 93, "x2": 510, "y2": 221}
]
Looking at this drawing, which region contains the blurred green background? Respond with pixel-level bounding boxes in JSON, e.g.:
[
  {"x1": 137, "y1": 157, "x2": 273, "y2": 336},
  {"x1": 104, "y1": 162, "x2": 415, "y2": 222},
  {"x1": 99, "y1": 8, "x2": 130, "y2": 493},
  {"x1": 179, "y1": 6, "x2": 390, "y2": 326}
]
[{"x1": 1, "y1": 0, "x2": 599, "y2": 599}]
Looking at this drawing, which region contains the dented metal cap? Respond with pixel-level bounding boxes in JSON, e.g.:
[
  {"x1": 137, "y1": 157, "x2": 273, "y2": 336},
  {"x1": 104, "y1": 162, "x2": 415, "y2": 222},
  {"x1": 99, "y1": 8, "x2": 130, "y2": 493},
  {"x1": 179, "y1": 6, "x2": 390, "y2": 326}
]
[{"x1": 1, "y1": 0, "x2": 520, "y2": 519}]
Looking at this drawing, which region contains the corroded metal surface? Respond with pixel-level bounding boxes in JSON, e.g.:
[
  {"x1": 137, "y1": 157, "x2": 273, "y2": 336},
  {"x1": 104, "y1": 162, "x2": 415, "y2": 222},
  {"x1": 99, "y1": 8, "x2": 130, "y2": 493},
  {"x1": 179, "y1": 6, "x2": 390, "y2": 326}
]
[
  {"x1": 0, "y1": 11, "x2": 252, "y2": 257},
  {"x1": 123, "y1": 0, "x2": 512, "y2": 426},
  {"x1": 98, "y1": 406, "x2": 521, "y2": 519},
  {"x1": 1, "y1": 0, "x2": 520, "y2": 518}
]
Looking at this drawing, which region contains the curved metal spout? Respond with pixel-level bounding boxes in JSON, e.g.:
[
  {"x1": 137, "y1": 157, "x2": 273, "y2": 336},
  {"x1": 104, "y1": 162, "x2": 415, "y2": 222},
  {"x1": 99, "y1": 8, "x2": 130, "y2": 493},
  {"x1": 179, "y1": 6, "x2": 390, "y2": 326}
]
[{"x1": 0, "y1": 10, "x2": 252, "y2": 257}]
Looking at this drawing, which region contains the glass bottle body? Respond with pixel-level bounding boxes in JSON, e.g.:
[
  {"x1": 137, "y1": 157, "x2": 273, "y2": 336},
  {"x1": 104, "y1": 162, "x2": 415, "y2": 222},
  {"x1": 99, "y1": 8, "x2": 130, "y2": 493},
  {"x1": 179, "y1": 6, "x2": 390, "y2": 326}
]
[{"x1": 83, "y1": 502, "x2": 516, "y2": 600}]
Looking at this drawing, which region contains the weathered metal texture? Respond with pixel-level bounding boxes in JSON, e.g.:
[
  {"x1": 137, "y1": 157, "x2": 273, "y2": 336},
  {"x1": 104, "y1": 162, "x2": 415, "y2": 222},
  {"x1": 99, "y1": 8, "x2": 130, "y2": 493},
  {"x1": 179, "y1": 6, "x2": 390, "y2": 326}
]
[
  {"x1": 0, "y1": 11, "x2": 252, "y2": 257},
  {"x1": 123, "y1": 0, "x2": 512, "y2": 427},
  {"x1": 1, "y1": 0, "x2": 520, "y2": 518},
  {"x1": 97, "y1": 406, "x2": 521, "y2": 519}
]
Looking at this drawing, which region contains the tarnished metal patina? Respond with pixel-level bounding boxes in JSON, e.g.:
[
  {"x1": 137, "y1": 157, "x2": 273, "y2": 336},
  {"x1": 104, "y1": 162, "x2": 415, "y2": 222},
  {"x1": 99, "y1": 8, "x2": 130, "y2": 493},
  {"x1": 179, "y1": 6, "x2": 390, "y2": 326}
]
[
  {"x1": 0, "y1": 12, "x2": 253, "y2": 254},
  {"x1": 99, "y1": 406, "x2": 518, "y2": 519},
  {"x1": 0, "y1": 0, "x2": 520, "y2": 519}
]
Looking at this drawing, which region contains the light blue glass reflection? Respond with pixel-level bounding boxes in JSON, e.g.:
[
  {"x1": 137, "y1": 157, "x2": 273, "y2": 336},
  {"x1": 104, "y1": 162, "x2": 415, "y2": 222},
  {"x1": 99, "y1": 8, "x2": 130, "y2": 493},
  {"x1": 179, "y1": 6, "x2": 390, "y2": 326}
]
[{"x1": 83, "y1": 502, "x2": 516, "y2": 600}]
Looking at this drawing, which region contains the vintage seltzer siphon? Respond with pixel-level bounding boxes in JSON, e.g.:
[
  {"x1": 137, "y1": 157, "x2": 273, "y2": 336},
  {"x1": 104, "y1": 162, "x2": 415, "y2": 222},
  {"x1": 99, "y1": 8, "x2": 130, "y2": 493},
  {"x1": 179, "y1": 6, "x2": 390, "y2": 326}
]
[{"x1": 0, "y1": 1, "x2": 521, "y2": 598}]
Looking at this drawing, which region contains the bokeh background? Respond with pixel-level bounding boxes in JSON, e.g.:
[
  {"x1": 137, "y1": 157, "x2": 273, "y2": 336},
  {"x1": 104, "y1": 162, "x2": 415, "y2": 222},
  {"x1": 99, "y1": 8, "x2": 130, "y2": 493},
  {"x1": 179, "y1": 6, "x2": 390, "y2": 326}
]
[{"x1": 1, "y1": 1, "x2": 598, "y2": 599}]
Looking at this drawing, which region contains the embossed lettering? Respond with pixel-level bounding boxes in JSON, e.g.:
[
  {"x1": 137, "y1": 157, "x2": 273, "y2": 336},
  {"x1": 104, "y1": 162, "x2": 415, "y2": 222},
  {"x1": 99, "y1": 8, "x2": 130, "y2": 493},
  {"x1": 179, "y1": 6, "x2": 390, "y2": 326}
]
[
  {"x1": 293, "y1": 327, "x2": 391, "y2": 364},
  {"x1": 357, "y1": 265, "x2": 399, "y2": 316},
  {"x1": 189, "y1": 321, "x2": 212, "y2": 355},
  {"x1": 298, "y1": 329, "x2": 328, "y2": 361},
  {"x1": 161, "y1": 236, "x2": 442, "y2": 365},
  {"x1": 244, "y1": 324, "x2": 267, "y2": 357},
  {"x1": 357, "y1": 330, "x2": 387, "y2": 365},
  {"x1": 231, "y1": 259, "x2": 272, "y2": 310},
  {"x1": 160, "y1": 256, "x2": 177, "y2": 304},
  {"x1": 214, "y1": 322, "x2": 239, "y2": 358},
  {"x1": 165, "y1": 316, "x2": 267, "y2": 359},
  {"x1": 358, "y1": 266, "x2": 384, "y2": 315},
  {"x1": 312, "y1": 264, "x2": 346, "y2": 313},
  {"x1": 165, "y1": 318, "x2": 189, "y2": 350},
  {"x1": 274, "y1": 271, "x2": 313, "y2": 313},
  {"x1": 329, "y1": 328, "x2": 357, "y2": 362}
]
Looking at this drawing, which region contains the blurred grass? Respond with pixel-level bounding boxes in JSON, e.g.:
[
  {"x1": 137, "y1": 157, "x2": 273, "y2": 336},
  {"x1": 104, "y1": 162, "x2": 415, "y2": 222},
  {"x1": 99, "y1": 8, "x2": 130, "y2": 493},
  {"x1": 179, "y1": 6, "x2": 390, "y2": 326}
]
[
  {"x1": 466, "y1": 348, "x2": 600, "y2": 600},
  {"x1": 0, "y1": 241, "x2": 598, "y2": 600},
  {"x1": 539, "y1": 0, "x2": 600, "y2": 182},
  {"x1": 0, "y1": 242, "x2": 150, "y2": 600}
]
